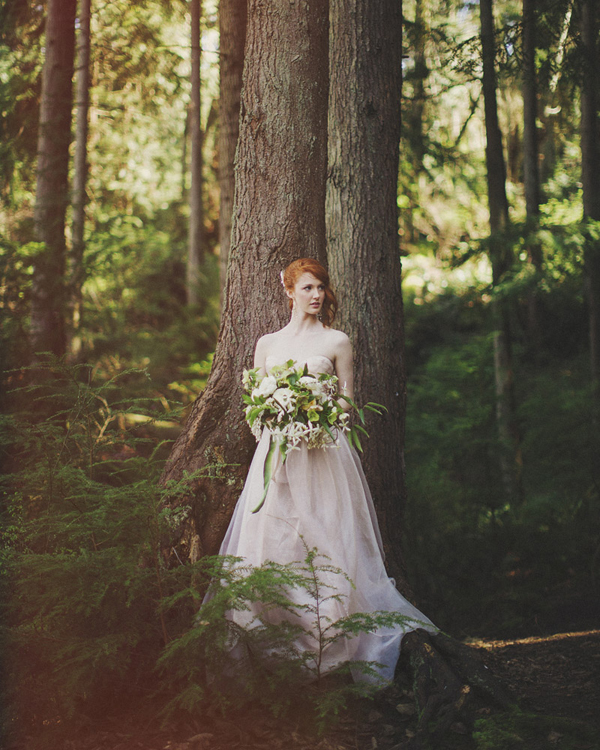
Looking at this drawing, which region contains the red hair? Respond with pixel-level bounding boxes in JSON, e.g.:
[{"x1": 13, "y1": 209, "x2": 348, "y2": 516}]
[{"x1": 282, "y1": 258, "x2": 337, "y2": 327}]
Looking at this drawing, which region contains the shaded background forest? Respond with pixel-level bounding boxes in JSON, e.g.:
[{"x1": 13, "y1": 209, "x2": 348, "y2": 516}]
[{"x1": 1, "y1": 0, "x2": 600, "y2": 739}]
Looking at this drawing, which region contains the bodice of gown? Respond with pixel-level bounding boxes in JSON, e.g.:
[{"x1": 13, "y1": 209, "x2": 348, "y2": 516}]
[{"x1": 264, "y1": 354, "x2": 335, "y2": 377}]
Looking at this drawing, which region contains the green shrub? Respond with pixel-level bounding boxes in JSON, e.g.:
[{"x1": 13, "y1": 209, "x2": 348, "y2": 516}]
[
  {"x1": 1, "y1": 362, "x2": 420, "y2": 744},
  {"x1": 158, "y1": 543, "x2": 421, "y2": 732}
]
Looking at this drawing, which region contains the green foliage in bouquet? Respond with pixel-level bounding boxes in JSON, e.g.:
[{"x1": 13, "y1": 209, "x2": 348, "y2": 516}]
[{"x1": 242, "y1": 360, "x2": 385, "y2": 512}]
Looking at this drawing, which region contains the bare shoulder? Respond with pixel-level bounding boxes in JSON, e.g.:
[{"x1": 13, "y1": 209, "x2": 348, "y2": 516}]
[
  {"x1": 326, "y1": 328, "x2": 352, "y2": 351},
  {"x1": 255, "y1": 331, "x2": 277, "y2": 349},
  {"x1": 254, "y1": 331, "x2": 280, "y2": 369}
]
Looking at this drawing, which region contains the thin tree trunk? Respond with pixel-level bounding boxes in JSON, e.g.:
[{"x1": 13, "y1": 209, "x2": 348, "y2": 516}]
[
  {"x1": 580, "y1": 0, "x2": 600, "y2": 400},
  {"x1": 522, "y1": 0, "x2": 540, "y2": 223},
  {"x1": 31, "y1": 0, "x2": 77, "y2": 358},
  {"x1": 479, "y1": 0, "x2": 522, "y2": 503},
  {"x1": 327, "y1": 0, "x2": 408, "y2": 587},
  {"x1": 181, "y1": 106, "x2": 190, "y2": 203},
  {"x1": 409, "y1": 0, "x2": 428, "y2": 167},
  {"x1": 522, "y1": 0, "x2": 542, "y2": 352},
  {"x1": 540, "y1": 0, "x2": 573, "y2": 185},
  {"x1": 68, "y1": 0, "x2": 91, "y2": 360},
  {"x1": 480, "y1": 0, "x2": 509, "y2": 237},
  {"x1": 161, "y1": 0, "x2": 329, "y2": 563},
  {"x1": 218, "y1": 0, "x2": 247, "y2": 302},
  {"x1": 187, "y1": 0, "x2": 204, "y2": 308}
]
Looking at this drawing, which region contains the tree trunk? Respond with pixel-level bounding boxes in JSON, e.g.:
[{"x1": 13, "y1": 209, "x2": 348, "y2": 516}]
[
  {"x1": 580, "y1": 0, "x2": 600, "y2": 399},
  {"x1": 31, "y1": 0, "x2": 77, "y2": 358},
  {"x1": 326, "y1": 0, "x2": 408, "y2": 587},
  {"x1": 408, "y1": 0, "x2": 428, "y2": 167},
  {"x1": 218, "y1": 0, "x2": 247, "y2": 302},
  {"x1": 326, "y1": 13, "x2": 515, "y2": 739},
  {"x1": 187, "y1": 0, "x2": 204, "y2": 308},
  {"x1": 479, "y1": 0, "x2": 522, "y2": 503},
  {"x1": 540, "y1": 0, "x2": 572, "y2": 185},
  {"x1": 161, "y1": 0, "x2": 329, "y2": 563},
  {"x1": 522, "y1": 0, "x2": 542, "y2": 352},
  {"x1": 480, "y1": 0, "x2": 509, "y2": 238},
  {"x1": 522, "y1": 0, "x2": 540, "y2": 222},
  {"x1": 181, "y1": 106, "x2": 190, "y2": 202},
  {"x1": 68, "y1": 0, "x2": 91, "y2": 361}
]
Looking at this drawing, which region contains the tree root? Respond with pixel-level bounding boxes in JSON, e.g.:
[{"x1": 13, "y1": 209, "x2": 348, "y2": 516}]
[{"x1": 397, "y1": 629, "x2": 515, "y2": 749}]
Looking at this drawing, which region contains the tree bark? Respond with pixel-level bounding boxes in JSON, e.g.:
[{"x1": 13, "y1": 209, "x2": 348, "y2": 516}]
[
  {"x1": 31, "y1": 0, "x2": 77, "y2": 358},
  {"x1": 68, "y1": 0, "x2": 91, "y2": 360},
  {"x1": 161, "y1": 0, "x2": 329, "y2": 563},
  {"x1": 187, "y1": 0, "x2": 204, "y2": 308},
  {"x1": 479, "y1": 0, "x2": 522, "y2": 504},
  {"x1": 327, "y1": 0, "x2": 408, "y2": 586},
  {"x1": 580, "y1": 0, "x2": 600, "y2": 398},
  {"x1": 218, "y1": 0, "x2": 247, "y2": 302}
]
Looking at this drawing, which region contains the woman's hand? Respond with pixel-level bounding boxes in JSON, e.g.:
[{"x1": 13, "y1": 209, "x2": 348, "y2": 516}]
[{"x1": 334, "y1": 333, "x2": 354, "y2": 411}]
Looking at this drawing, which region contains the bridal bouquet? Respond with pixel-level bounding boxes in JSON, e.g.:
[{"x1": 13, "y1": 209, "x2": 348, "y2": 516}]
[{"x1": 242, "y1": 360, "x2": 383, "y2": 512}]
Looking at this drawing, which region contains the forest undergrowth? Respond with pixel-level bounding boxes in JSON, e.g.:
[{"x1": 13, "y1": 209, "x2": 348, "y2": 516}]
[
  {"x1": 1, "y1": 236, "x2": 600, "y2": 748},
  {"x1": 0, "y1": 361, "x2": 427, "y2": 747}
]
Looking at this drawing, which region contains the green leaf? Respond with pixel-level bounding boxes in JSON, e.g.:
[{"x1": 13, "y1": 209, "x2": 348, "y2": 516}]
[
  {"x1": 323, "y1": 423, "x2": 336, "y2": 443},
  {"x1": 364, "y1": 402, "x2": 387, "y2": 415},
  {"x1": 251, "y1": 435, "x2": 279, "y2": 513}
]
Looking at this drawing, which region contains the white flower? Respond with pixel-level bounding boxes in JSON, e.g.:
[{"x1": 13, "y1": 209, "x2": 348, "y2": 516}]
[
  {"x1": 299, "y1": 375, "x2": 321, "y2": 390},
  {"x1": 253, "y1": 375, "x2": 277, "y2": 398},
  {"x1": 272, "y1": 387, "x2": 296, "y2": 412}
]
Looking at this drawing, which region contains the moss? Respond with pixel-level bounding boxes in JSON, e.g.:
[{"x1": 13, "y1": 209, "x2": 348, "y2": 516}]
[{"x1": 473, "y1": 709, "x2": 600, "y2": 750}]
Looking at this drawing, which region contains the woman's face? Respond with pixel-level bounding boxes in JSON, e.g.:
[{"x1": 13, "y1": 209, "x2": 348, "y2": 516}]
[{"x1": 290, "y1": 272, "x2": 325, "y2": 316}]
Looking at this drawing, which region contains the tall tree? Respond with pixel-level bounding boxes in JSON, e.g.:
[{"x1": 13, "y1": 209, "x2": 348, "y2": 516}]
[
  {"x1": 218, "y1": 0, "x2": 247, "y2": 300},
  {"x1": 30, "y1": 0, "x2": 77, "y2": 358},
  {"x1": 161, "y1": 0, "x2": 329, "y2": 562},
  {"x1": 187, "y1": 0, "x2": 204, "y2": 308},
  {"x1": 479, "y1": 0, "x2": 522, "y2": 503},
  {"x1": 326, "y1": 0, "x2": 407, "y2": 584},
  {"x1": 540, "y1": 0, "x2": 573, "y2": 185},
  {"x1": 522, "y1": 0, "x2": 540, "y2": 222},
  {"x1": 406, "y1": 0, "x2": 428, "y2": 168},
  {"x1": 580, "y1": 0, "x2": 600, "y2": 398},
  {"x1": 326, "y1": 4, "x2": 517, "y2": 724},
  {"x1": 68, "y1": 0, "x2": 91, "y2": 359},
  {"x1": 522, "y1": 0, "x2": 543, "y2": 350}
]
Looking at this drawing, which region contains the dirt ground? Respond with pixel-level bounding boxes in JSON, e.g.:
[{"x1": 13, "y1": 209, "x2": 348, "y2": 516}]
[{"x1": 13, "y1": 629, "x2": 600, "y2": 750}]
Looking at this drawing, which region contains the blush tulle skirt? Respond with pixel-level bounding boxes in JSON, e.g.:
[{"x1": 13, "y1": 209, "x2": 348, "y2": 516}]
[{"x1": 217, "y1": 430, "x2": 436, "y2": 683}]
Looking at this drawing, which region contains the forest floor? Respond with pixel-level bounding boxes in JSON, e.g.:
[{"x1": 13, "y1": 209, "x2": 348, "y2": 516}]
[{"x1": 17, "y1": 629, "x2": 600, "y2": 750}]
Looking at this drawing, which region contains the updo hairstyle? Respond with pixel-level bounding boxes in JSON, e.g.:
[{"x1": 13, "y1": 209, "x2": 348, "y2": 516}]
[{"x1": 282, "y1": 258, "x2": 337, "y2": 327}]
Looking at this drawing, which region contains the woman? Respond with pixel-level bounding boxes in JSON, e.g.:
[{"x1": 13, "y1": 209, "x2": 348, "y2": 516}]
[{"x1": 217, "y1": 258, "x2": 435, "y2": 682}]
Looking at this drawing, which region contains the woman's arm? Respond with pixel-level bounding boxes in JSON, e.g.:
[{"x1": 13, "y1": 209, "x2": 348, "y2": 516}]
[
  {"x1": 334, "y1": 333, "x2": 354, "y2": 410},
  {"x1": 253, "y1": 334, "x2": 269, "y2": 375}
]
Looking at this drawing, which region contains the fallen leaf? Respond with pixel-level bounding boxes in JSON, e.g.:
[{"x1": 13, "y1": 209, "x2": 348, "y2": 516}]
[{"x1": 395, "y1": 703, "x2": 416, "y2": 717}]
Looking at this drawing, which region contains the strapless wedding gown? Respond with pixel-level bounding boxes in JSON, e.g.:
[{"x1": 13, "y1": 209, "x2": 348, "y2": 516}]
[{"x1": 217, "y1": 354, "x2": 435, "y2": 683}]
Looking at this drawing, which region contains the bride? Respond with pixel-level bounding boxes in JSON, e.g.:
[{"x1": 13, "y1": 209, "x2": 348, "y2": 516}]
[{"x1": 216, "y1": 257, "x2": 435, "y2": 683}]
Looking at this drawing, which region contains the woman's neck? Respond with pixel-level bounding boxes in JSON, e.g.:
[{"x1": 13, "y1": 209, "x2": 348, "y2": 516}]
[{"x1": 284, "y1": 313, "x2": 323, "y2": 335}]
